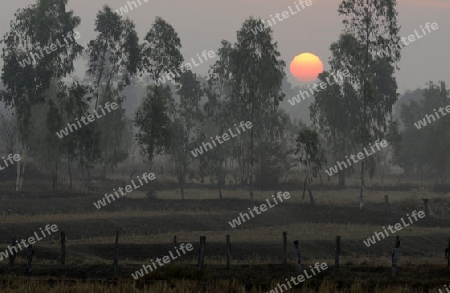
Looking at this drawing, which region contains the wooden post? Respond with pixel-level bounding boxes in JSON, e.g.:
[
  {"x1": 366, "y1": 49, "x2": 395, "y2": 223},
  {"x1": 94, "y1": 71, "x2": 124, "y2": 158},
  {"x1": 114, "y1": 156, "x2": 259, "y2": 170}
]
[
  {"x1": 9, "y1": 234, "x2": 16, "y2": 266},
  {"x1": 26, "y1": 244, "x2": 33, "y2": 276},
  {"x1": 197, "y1": 236, "x2": 206, "y2": 270},
  {"x1": 293, "y1": 240, "x2": 302, "y2": 274},
  {"x1": 423, "y1": 199, "x2": 429, "y2": 217},
  {"x1": 226, "y1": 235, "x2": 231, "y2": 269},
  {"x1": 282, "y1": 232, "x2": 287, "y2": 266},
  {"x1": 446, "y1": 238, "x2": 450, "y2": 272},
  {"x1": 173, "y1": 235, "x2": 178, "y2": 247},
  {"x1": 308, "y1": 189, "x2": 315, "y2": 205},
  {"x1": 384, "y1": 195, "x2": 389, "y2": 213},
  {"x1": 391, "y1": 236, "x2": 401, "y2": 277},
  {"x1": 335, "y1": 236, "x2": 341, "y2": 270},
  {"x1": 61, "y1": 232, "x2": 66, "y2": 265},
  {"x1": 113, "y1": 231, "x2": 119, "y2": 276}
]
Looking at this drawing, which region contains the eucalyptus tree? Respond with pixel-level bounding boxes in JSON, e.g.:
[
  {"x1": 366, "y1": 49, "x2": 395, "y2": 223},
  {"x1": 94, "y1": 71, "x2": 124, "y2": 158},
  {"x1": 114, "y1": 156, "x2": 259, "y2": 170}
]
[
  {"x1": 135, "y1": 17, "x2": 183, "y2": 175},
  {"x1": 338, "y1": 0, "x2": 401, "y2": 208},
  {"x1": 141, "y1": 17, "x2": 184, "y2": 93},
  {"x1": 84, "y1": 5, "x2": 139, "y2": 190},
  {"x1": 135, "y1": 84, "x2": 173, "y2": 198},
  {"x1": 1, "y1": 0, "x2": 83, "y2": 190},
  {"x1": 395, "y1": 81, "x2": 450, "y2": 183},
  {"x1": 229, "y1": 18, "x2": 285, "y2": 199},
  {"x1": 57, "y1": 80, "x2": 99, "y2": 193},
  {"x1": 97, "y1": 89, "x2": 132, "y2": 178},
  {"x1": 169, "y1": 71, "x2": 203, "y2": 199},
  {"x1": 24, "y1": 79, "x2": 64, "y2": 191},
  {"x1": 202, "y1": 40, "x2": 233, "y2": 198},
  {"x1": 46, "y1": 100, "x2": 63, "y2": 191},
  {"x1": 310, "y1": 36, "x2": 360, "y2": 188},
  {"x1": 295, "y1": 128, "x2": 326, "y2": 202},
  {"x1": 87, "y1": 5, "x2": 139, "y2": 108}
]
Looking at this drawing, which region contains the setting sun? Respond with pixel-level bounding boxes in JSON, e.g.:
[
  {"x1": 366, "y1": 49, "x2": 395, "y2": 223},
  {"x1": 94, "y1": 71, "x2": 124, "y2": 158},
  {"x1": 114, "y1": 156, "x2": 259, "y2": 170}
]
[{"x1": 290, "y1": 52, "x2": 324, "y2": 82}]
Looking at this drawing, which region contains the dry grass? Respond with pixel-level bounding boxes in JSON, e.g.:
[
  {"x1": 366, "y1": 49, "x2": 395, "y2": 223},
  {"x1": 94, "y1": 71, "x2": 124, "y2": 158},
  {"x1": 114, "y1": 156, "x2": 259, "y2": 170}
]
[{"x1": 1, "y1": 184, "x2": 450, "y2": 292}]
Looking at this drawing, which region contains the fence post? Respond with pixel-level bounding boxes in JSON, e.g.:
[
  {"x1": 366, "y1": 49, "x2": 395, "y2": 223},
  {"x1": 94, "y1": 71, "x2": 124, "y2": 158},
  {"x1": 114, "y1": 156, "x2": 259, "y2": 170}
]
[
  {"x1": 173, "y1": 235, "x2": 178, "y2": 247},
  {"x1": 197, "y1": 236, "x2": 206, "y2": 270},
  {"x1": 423, "y1": 199, "x2": 429, "y2": 217},
  {"x1": 384, "y1": 195, "x2": 389, "y2": 213},
  {"x1": 308, "y1": 189, "x2": 315, "y2": 205},
  {"x1": 293, "y1": 240, "x2": 302, "y2": 274},
  {"x1": 9, "y1": 234, "x2": 16, "y2": 266},
  {"x1": 61, "y1": 231, "x2": 66, "y2": 265},
  {"x1": 335, "y1": 236, "x2": 341, "y2": 270},
  {"x1": 391, "y1": 236, "x2": 401, "y2": 277},
  {"x1": 282, "y1": 232, "x2": 287, "y2": 266},
  {"x1": 113, "y1": 231, "x2": 119, "y2": 276},
  {"x1": 226, "y1": 235, "x2": 231, "y2": 269},
  {"x1": 446, "y1": 238, "x2": 450, "y2": 272},
  {"x1": 26, "y1": 244, "x2": 33, "y2": 276}
]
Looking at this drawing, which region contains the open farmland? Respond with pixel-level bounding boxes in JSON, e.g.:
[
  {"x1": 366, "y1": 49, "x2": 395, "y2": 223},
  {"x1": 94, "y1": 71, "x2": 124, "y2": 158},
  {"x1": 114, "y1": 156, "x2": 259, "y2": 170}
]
[{"x1": 1, "y1": 185, "x2": 450, "y2": 292}]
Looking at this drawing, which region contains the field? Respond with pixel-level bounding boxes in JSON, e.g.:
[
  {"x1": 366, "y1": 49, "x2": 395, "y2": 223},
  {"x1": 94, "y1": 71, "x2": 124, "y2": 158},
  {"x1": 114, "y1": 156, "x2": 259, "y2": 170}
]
[{"x1": 1, "y1": 180, "x2": 450, "y2": 292}]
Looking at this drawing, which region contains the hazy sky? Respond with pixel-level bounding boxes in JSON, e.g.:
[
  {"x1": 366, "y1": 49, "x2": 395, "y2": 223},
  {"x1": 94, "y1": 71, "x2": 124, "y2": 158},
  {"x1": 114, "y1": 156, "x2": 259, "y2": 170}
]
[{"x1": 1, "y1": 0, "x2": 448, "y2": 94}]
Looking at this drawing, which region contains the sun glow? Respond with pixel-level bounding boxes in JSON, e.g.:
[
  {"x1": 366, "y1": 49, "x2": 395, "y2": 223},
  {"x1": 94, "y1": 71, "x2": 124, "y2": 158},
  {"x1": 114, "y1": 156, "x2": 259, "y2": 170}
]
[{"x1": 290, "y1": 52, "x2": 323, "y2": 82}]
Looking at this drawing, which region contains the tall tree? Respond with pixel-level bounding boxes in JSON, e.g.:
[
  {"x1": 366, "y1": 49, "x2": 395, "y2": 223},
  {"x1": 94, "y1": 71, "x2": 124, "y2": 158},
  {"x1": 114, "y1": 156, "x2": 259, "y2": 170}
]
[
  {"x1": 141, "y1": 16, "x2": 184, "y2": 93},
  {"x1": 84, "y1": 5, "x2": 140, "y2": 192},
  {"x1": 1, "y1": 0, "x2": 82, "y2": 190},
  {"x1": 135, "y1": 16, "x2": 183, "y2": 197},
  {"x1": 169, "y1": 71, "x2": 203, "y2": 199},
  {"x1": 202, "y1": 40, "x2": 233, "y2": 198},
  {"x1": 57, "y1": 80, "x2": 100, "y2": 193},
  {"x1": 394, "y1": 81, "x2": 450, "y2": 183},
  {"x1": 338, "y1": 0, "x2": 401, "y2": 208},
  {"x1": 134, "y1": 84, "x2": 173, "y2": 197},
  {"x1": 230, "y1": 18, "x2": 285, "y2": 199},
  {"x1": 310, "y1": 36, "x2": 359, "y2": 188}
]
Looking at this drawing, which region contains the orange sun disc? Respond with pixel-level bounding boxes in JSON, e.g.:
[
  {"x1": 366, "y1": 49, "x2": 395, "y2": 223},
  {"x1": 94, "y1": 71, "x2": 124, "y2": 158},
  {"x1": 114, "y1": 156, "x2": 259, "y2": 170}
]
[{"x1": 290, "y1": 53, "x2": 324, "y2": 82}]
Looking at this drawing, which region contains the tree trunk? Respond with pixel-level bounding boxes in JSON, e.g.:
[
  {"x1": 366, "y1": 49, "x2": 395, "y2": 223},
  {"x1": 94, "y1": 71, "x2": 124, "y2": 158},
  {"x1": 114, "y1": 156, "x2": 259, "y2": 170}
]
[
  {"x1": 52, "y1": 161, "x2": 57, "y2": 192},
  {"x1": 15, "y1": 159, "x2": 20, "y2": 191},
  {"x1": 68, "y1": 157, "x2": 72, "y2": 191},
  {"x1": 15, "y1": 137, "x2": 21, "y2": 191},
  {"x1": 19, "y1": 156, "x2": 26, "y2": 191},
  {"x1": 249, "y1": 102, "x2": 254, "y2": 200},
  {"x1": 302, "y1": 176, "x2": 307, "y2": 203},
  {"x1": 52, "y1": 171, "x2": 56, "y2": 192},
  {"x1": 338, "y1": 171, "x2": 346, "y2": 188},
  {"x1": 360, "y1": 160, "x2": 365, "y2": 209},
  {"x1": 101, "y1": 163, "x2": 107, "y2": 180},
  {"x1": 180, "y1": 182, "x2": 184, "y2": 200}
]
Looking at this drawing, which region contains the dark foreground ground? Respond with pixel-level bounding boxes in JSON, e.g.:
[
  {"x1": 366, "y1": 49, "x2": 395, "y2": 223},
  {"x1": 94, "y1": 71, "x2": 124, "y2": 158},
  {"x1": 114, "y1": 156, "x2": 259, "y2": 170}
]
[{"x1": 0, "y1": 187, "x2": 449, "y2": 292}]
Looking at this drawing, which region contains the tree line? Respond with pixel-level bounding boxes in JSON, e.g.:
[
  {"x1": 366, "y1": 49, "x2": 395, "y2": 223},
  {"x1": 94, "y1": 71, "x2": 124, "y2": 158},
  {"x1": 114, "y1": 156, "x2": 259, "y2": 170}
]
[{"x1": 0, "y1": 0, "x2": 447, "y2": 205}]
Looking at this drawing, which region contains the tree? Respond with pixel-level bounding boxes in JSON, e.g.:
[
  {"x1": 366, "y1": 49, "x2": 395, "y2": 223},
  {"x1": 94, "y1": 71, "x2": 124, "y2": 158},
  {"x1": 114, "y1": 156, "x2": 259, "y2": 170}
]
[
  {"x1": 141, "y1": 17, "x2": 184, "y2": 91},
  {"x1": 1, "y1": 0, "x2": 83, "y2": 190},
  {"x1": 230, "y1": 18, "x2": 285, "y2": 199},
  {"x1": 202, "y1": 40, "x2": 233, "y2": 198},
  {"x1": 135, "y1": 84, "x2": 173, "y2": 197},
  {"x1": 295, "y1": 128, "x2": 326, "y2": 202},
  {"x1": 135, "y1": 16, "x2": 184, "y2": 197},
  {"x1": 97, "y1": 90, "x2": 132, "y2": 177},
  {"x1": 57, "y1": 80, "x2": 100, "y2": 193},
  {"x1": 87, "y1": 5, "x2": 139, "y2": 109},
  {"x1": 169, "y1": 71, "x2": 203, "y2": 199},
  {"x1": 84, "y1": 5, "x2": 140, "y2": 191},
  {"x1": 338, "y1": 0, "x2": 401, "y2": 208},
  {"x1": 394, "y1": 81, "x2": 450, "y2": 183},
  {"x1": 310, "y1": 63, "x2": 358, "y2": 188}
]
